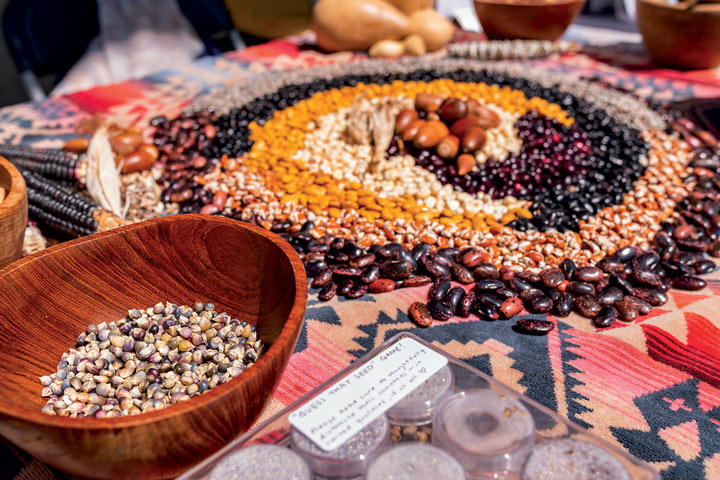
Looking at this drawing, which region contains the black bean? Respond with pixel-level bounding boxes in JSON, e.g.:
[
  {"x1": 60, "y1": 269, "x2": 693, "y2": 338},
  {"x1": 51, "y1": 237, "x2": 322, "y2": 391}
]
[
  {"x1": 377, "y1": 243, "x2": 402, "y2": 258},
  {"x1": 436, "y1": 247, "x2": 460, "y2": 259},
  {"x1": 662, "y1": 260, "x2": 694, "y2": 277},
  {"x1": 595, "y1": 306, "x2": 618, "y2": 327},
  {"x1": 631, "y1": 270, "x2": 662, "y2": 288},
  {"x1": 597, "y1": 257, "x2": 625, "y2": 274},
  {"x1": 332, "y1": 266, "x2": 361, "y2": 277},
  {"x1": 632, "y1": 251, "x2": 660, "y2": 271},
  {"x1": 612, "y1": 246, "x2": 637, "y2": 263},
  {"x1": 346, "y1": 283, "x2": 368, "y2": 299},
  {"x1": 475, "y1": 302, "x2": 499, "y2": 321},
  {"x1": 574, "y1": 266, "x2": 603, "y2": 283},
  {"x1": 337, "y1": 278, "x2": 354, "y2": 295},
  {"x1": 351, "y1": 254, "x2": 376, "y2": 268},
  {"x1": 452, "y1": 263, "x2": 475, "y2": 284},
  {"x1": 411, "y1": 242, "x2": 431, "y2": 261},
  {"x1": 397, "y1": 249, "x2": 417, "y2": 269},
  {"x1": 529, "y1": 295, "x2": 553, "y2": 313},
  {"x1": 379, "y1": 260, "x2": 414, "y2": 280},
  {"x1": 472, "y1": 263, "x2": 500, "y2": 280},
  {"x1": 458, "y1": 291, "x2": 477, "y2": 318},
  {"x1": 424, "y1": 260, "x2": 452, "y2": 279},
  {"x1": 475, "y1": 279, "x2": 505, "y2": 291},
  {"x1": 598, "y1": 287, "x2": 623, "y2": 306},
  {"x1": 694, "y1": 259, "x2": 716, "y2": 274},
  {"x1": 541, "y1": 268, "x2": 564, "y2": 288},
  {"x1": 305, "y1": 260, "x2": 327, "y2": 277},
  {"x1": 360, "y1": 264, "x2": 380, "y2": 283},
  {"x1": 520, "y1": 288, "x2": 544, "y2": 303},
  {"x1": 429, "y1": 279, "x2": 451, "y2": 301},
  {"x1": 496, "y1": 287, "x2": 519, "y2": 299},
  {"x1": 311, "y1": 269, "x2": 333, "y2": 288},
  {"x1": 623, "y1": 295, "x2": 652, "y2": 315},
  {"x1": 446, "y1": 287, "x2": 466, "y2": 314},
  {"x1": 560, "y1": 258, "x2": 576, "y2": 279},
  {"x1": 672, "y1": 275, "x2": 707, "y2": 290},
  {"x1": 610, "y1": 274, "x2": 635, "y2": 295},
  {"x1": 615, "y1": 298, "x2": 638, "y2": 321},
  {"x1": 427, "y1": 299, "x2": 453, "y2": 321},
  {"x1": 319, "y1": 282, "x2": 337, "y2": 301},
  {"x1": 511, "y1": 277, "x2": 532, "y2": 293},
  {"x1": 632, "y1": 288, "x2": 668, "y2": 306},
  {"x1": 553, "y1": 293, "x2": 573, "y2": 317},
  {"x1": 567, "y1": 281, "x2": 595, "y2": 296},
  {"x1": 477, "y1": 292, "x2": 503, "y2": 309},
  {"x1": 516, "y1": 319, "x2": 554, "y2": 334},
  {"x1": 575, "y1": 295, "x2": 601, "y2": 318}
]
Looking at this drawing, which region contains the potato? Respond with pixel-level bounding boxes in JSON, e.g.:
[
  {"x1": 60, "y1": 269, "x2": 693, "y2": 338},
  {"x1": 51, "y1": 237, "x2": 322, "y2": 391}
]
[
  {"x1": 313, "y1": 0, "x2": 410, "y2": 52},
  {"x1": 403, "y1": 34, "x2": 427, "y2": 56},
  {"x1": 369, "y1": 39, "x2": 406, "y2": 58},
  {"x1": 385, "y1": 0, "x2": 435, "y2": 14},
  {"x1": 408, "y1": 9, "x2": 453, "y2": 51}
]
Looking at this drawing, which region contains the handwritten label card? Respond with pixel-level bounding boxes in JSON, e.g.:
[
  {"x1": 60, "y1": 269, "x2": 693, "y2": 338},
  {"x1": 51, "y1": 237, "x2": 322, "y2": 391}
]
[{"x1": 289, "y1": 337, "x2": 448, "y2": 451}]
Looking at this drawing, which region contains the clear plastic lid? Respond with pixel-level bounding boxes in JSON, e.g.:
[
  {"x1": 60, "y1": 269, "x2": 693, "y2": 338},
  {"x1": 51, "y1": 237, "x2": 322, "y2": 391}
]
[
  {"x1": 290, "y1": 415, "x2": 389, "y2": 479},
  {"x1": 385, "y1": 364, "x2": 454, "y2": 426},
  {"x1": 433, "y1": 389, "x2": 535, "y2": 479},
  {"x1": 365, "y1": 442, "x2": 466, "y2": 480},
  {"x1": 523, "y1": 439, "x2": 631, "y2": 480},
  {"x1": 208, "y1": 444, "x2": 311, "y2": 480}
]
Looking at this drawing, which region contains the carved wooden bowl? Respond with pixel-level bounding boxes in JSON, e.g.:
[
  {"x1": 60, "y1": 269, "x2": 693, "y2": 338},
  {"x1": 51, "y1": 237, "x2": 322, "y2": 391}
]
[
  {"x1": 0, "y1": 156, "x2": 27, "y2": 269},
  {"x1": 0, "y1": 214, "x2": 307, "y2": 479},
  {"x1": 473, "y1": 0, "x2": 585, "y2": 41}
]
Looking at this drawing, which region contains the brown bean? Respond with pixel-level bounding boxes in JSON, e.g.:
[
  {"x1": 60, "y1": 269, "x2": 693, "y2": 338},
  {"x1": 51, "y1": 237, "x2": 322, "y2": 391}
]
[
  {"x1": 62, "y1": 138, "x2": 89, "y2": 153},
  {"x1": 414, "y1": 121, "x2": 450, "y2": 149},
  {"x1": 467, "y1": 102, "x2": 500, "y2": 129},
  {"x1": 110, "y1": 132, "x2": 143, "y2": 155},
  {"x1": 436, "y1": 135, "x2": 460, "y2": 159},
  {"x1": 438, "y1": 98, "x2": 467, "y2": 123},
  {"x1": 395, "y1": 109, "x2": 419, "y2": 133},
  {"x1": 137, "y1": 143, "x2": 159, "y2": 161},
  {"x1": 119, "y1": 149, "x2": 155, "y2": 174},
  {"x1": 414, "y1": 93, "x2": 443, "y2": 112},
  {"x1": 456, "y1": 154, "x2": 475, "y2": 175},
  {"x1": 461, "y1": 127, "x2": 487, "y2": 153},
  {"x1": 401, "y1": 119, "x2": 426, "y2": 142}
]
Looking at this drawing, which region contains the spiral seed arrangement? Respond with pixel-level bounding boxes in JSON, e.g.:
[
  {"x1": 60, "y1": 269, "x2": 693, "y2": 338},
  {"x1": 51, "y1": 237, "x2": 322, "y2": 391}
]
[{"x1": 31, "y1": 58, "x2": 719, "y2": 335}]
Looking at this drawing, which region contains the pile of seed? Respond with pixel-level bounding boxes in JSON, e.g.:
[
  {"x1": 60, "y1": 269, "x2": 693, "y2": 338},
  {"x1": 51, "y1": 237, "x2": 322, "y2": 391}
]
[{"x1": 40, "y1": 302, "x2": 261, "y2": 417}]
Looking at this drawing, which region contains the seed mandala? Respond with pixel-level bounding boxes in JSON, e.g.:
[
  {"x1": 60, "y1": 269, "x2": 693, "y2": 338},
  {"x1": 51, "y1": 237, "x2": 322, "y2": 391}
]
[{"x1": 150, "y1": 57, "x2": 715, "y2": 331}]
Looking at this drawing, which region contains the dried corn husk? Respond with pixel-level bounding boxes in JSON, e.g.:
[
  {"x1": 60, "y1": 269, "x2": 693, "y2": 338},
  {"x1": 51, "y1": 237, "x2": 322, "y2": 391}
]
[{"x1": 86, "y1": 127, "x2": 125, "y2": 219}]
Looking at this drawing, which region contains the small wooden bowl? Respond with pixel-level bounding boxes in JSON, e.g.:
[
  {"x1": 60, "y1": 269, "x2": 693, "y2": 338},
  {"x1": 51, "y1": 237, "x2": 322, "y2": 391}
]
[
  {"x1": 637, "y1": 0, "x2": 720, "y2": 70},
  {"x1": 0, "y1": 214, "x2": 307, "y2": 479},
  {"x1": 473, "y1": 0, "x2": 585, "y2": 41},
  {"x1": 0, "y1": 156, "x2": 27, "y2": 269}
]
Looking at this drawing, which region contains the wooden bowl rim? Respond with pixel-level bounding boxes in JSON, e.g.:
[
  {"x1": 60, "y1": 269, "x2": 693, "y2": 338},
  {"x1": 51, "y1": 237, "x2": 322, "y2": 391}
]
[
  {"x1": 0, "y1": 156, "x2": 27, "y2": 218},
  {"x1": 473, "y1": 0, "x2": 584, "y2": 7},
  {"x1": 637, "y1": 0, "x2": 720, "y2": 13},
  {"x1": 0, "y1": 214, "x2": 308, "y2": 429}
]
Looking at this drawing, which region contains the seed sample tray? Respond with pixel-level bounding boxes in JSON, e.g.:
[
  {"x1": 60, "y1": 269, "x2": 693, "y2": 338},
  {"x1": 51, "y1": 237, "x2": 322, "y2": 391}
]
[{"x1": 179, "y1": 333, "x2": 659, "y2": 480}]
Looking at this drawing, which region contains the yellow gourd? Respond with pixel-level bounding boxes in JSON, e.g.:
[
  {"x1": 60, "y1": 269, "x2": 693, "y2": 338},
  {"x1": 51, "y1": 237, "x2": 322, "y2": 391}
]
[{"x1": 313, "y1": 0, "x2": 410, "y2": 52}]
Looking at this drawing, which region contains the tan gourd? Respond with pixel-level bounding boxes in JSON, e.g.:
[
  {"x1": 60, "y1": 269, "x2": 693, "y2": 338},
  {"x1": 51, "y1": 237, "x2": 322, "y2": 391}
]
[
  {"x1": 385, "y1": 0, "x2": 435, "y2": 14},
  {"x1": 313, "y1": 0, "x2": 410, "y2": 52},
  {"x1": 408, "y1": 9, "x2": 454, "y2": 51}
]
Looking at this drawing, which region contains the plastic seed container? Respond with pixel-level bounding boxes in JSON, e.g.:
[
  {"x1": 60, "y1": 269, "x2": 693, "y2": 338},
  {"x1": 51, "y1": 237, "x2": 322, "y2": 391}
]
[{"x1": 179, "y1": 333, "x2": 659, "y2": 480}]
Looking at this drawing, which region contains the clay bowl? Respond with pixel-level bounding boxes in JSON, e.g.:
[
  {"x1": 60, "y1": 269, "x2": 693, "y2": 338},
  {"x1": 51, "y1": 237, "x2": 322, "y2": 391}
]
[
  {"x1": 637, "y1": 0, "x2": 720, "y2": 70},
  {"x1": 473, "y1": 0, "x2": 585, "y2": 40},
  {"x1": 0, "y1": 156, "x2": 27, "y2": 269},
  {"x1": 0, "y1": 214, "x2": 307, "y2": 479}
]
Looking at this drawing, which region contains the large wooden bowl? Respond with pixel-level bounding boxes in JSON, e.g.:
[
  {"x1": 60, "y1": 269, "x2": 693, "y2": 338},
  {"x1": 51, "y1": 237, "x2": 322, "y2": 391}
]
[
  {"x1": 0, "y1": 156, "x2": 27, "y2": 269},
  {"x1": 636, "y1": 0, "x2": 720, "y2": 70},
  {"x1": 473, "y1": 0, "x2": 585, "y2": 40},
  {"x1": 0, "y1": 214, "x2": 307, "y2": 479}
]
